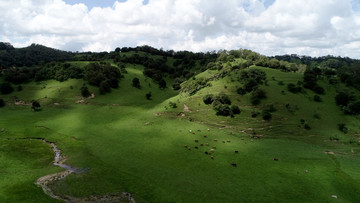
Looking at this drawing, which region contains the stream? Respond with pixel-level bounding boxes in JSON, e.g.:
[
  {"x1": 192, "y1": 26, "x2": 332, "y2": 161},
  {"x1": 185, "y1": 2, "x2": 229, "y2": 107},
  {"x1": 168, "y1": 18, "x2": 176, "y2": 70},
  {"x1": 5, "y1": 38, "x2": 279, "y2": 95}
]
[{"x1": 11, "y1": 137, "x2": 135, "y2": 202}]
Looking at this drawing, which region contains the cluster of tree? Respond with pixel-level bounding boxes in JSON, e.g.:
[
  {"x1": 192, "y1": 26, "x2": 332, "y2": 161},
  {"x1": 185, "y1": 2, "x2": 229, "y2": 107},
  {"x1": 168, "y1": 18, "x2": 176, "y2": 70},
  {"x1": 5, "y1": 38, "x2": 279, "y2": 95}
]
[
  {"x1": 235, "y1": 69, "x2": 268, "y2": 105},
  {"x1": 84, "y1": 62, "x2": 122, "y2": 94},
  {"x1": 335, "y1": 88, "x2": 360, "y2": 115},
  {"x1": 303, "y1": 68, "x2": 325, "y2": 94},
  {"x1": 203, "y1": 92, "x2": 240, "y2": 117},
  {"x1": 0, "y1": 42, "x2": 73, "y2": 68},
  {"x1": 181, "y1": 77, "x2": 210, "y2": 95}
]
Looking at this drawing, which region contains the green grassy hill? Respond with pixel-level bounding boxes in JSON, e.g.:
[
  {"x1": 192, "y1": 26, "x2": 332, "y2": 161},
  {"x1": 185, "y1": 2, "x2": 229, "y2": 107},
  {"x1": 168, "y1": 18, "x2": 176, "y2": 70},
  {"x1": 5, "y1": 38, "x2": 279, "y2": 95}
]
[{"x1": 0, "y1": 49, "x2": 360, "y2": 202}]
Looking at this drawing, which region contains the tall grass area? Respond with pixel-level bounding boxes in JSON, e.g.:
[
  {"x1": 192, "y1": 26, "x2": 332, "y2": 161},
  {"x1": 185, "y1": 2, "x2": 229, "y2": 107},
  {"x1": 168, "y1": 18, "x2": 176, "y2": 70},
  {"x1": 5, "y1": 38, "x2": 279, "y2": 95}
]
[{"x1": 1, "y1": 65, "x2": 360, "y2": 202}]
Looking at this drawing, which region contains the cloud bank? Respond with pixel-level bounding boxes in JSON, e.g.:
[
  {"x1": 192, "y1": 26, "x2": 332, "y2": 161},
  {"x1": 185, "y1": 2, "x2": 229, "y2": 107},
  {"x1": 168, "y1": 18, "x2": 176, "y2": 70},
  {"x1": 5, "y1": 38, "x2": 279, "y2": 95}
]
[{"x1": 1, "y1": 0, "x2": 360, "y2": 58}]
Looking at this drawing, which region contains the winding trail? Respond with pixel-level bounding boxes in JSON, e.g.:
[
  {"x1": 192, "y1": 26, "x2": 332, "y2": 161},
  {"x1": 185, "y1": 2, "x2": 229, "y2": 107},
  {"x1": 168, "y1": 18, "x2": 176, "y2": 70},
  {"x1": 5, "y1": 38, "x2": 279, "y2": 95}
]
[{"x1": 12, "y1": 138, "x2": 135, "y2": 203}]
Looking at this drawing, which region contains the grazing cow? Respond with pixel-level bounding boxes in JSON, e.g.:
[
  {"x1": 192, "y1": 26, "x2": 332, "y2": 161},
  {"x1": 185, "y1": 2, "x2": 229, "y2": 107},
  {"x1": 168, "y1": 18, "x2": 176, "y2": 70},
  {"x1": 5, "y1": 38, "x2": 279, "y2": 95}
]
[
  {"x1": 210, "y1": 156, "x2": 214, "y2": 159},
  {"x1": 212, "y1": 146, "x2": 216, "y2": 149},
  {"x1": 184, "y1": 145, "x2": 188, "y2": 148},
  {"x1": 210, "y1": 149, "x2": 214, "y2": 152},
  {"x1": 222, "y1": 141, "x2": 226, "y2": 143},
  {"x1": 203, "y1": 135, "x2": 207, "y2": 138},
  {"x1": 200, "y1": 143, "x2": 204, "y2": 146},
  {"x1": 274, "y1": 158, "x2": 278, "y2": 161},
  {"x1": 188, "y1": 147, "x2": 191, "y2": 150},
  {"x1": 227, "y1": 140, "x2": 231, "y2": 143},
  {"x1": 235, "y1": 151, "x2": 239, "y2": 153},
  {"x1": 205, "y1": 151, "x2": 208, "y2": 155},
  {"x1": 213, "y1": 139, "x2": 218, "y2": 142},
  {"x1": 195, "y1": 139, "x2": 199, "y2": 143},
  {"x1": 231, "y1": 163, "x2": 237, "y2": 167},
  {"x1": 197, "y1": 129, "x2": 201, "y2": 132},
  {"x1": 189, "y1": 130, "x2": 192, "y2": 133},
  {"x1": 206, "y1": 143, "x2": 209, "y2": 146},
  {"x1": 195, "y1": 146, "x2": 198, "y2": 149}
]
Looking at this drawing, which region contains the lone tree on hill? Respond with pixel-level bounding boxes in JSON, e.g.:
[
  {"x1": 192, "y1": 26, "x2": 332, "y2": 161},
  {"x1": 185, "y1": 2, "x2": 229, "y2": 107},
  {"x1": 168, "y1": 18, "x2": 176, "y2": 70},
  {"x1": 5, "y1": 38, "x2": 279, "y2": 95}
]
[
  {"x1": 132, "y1": 77, "x2": 141, "y2": 88},
  {"x1": 31, "y1": 100, "x2": 41, "y2": 111}
]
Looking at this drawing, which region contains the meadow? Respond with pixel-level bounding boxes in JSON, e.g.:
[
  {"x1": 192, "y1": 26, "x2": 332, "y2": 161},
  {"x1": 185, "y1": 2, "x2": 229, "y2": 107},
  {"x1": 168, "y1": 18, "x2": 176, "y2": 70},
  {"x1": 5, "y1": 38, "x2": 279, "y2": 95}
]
[{"x1": 1, "y1": 63, "x2": 360, "y2": 202}]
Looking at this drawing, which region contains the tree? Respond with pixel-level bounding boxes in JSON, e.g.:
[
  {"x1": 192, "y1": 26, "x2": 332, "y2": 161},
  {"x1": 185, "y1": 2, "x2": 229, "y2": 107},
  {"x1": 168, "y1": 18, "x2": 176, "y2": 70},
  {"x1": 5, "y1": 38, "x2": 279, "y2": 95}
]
[
  {"x1": 159, "y1": 79, "x2": 167, "y2": 89},
  {"x1": 231, "y1": 105, "x2": 241, "y2": 114},
  {"x1": 335, "y1": 89, "x2": 354, "y2": 106},
  {"x1": 0, "y1": 99, "x2": 5, "y2": 107},
  {"x1": 31, "y1": 100, "x2": 41, "y2": 111},
  {"x1": 203, "y1": 94, "x2": 214, "y2": 105},
  {"x1": 250, "y1": 88, "x2": 267, "y2": 105},
  {"x1": 0, "y1": 82, "x2": 14, "y2": 95},
  {"x1": 146, "y1": 91, "x2": 152, "y2": 100},
  {"x1": 132, "y1": 77, "x2": 141, "y2": 88},
  {"x1": 80, "y1": 84, "x2": 91, "y2": 97}
]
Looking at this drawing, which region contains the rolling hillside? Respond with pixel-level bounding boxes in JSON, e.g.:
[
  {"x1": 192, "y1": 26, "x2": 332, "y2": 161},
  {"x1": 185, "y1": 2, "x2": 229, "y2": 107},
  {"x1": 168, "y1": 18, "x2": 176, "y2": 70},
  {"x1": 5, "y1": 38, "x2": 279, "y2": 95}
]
[{"x1": 0, "y1": 44, "x2": 360, "y2": 202}]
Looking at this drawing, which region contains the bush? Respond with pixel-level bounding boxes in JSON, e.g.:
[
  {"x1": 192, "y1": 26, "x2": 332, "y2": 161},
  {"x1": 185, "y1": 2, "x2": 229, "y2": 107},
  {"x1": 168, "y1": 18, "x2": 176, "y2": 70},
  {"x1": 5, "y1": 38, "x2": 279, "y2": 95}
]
[
  {"x1": 31, "y1": 100, "x2": 41, "y2": 111},
  {"x1": 169, "y1": 102, "x2": 177, "y2": 108},
  {"x1": 80, "y1": 84, "x2": 91, "y2": 97},
  {"x1": 0, "y1": 82, "x2": 14, "y2": 95},
  {"x1": 313, "y1": 85, "x2": 325, "y2": 95},
  {"x1": 335, "y1": 89, "x2": 354, "y2": 106},
  {"x1": 313, "y1": 95, "x2": 322, "y2": 102},
  {"x1": 262, "y1": 110, "x2": 272, "y2": 120},
  {"x1": 213, "y1": 92, "x2": 231, "y2": 105},
  {"x1": 251, "y1": 110, "x2": 259, "y2": 118},
  {"x1": 214, "y1": 103, "x2": 231, "y2": 116},
  {"x1": 146, "y1": 92, "x2": 152, "y2": 100},
  {"x1": 287, "y1": 83, "x2": 302, "y2": 93},
  {"x1": 304, "y1": 123, "x2": 311, "y2": 130},
  {"x1": 231, "y1": 105, "x2": 241, "y2": 114},
  {"x1": 250, "y1": 88, "x2": 267, "y2": 105},
  {"x1": 203, "y1": 94, "x2": 214, "y2": 105},
  {"x1": 236, "y1": 87, "x2": 246, "y2": 95},
  {"x1": 0, "y1": 99, "x2": 5, "y2": 107},
  {"x1": 132, "y1": 77, "x2": 141, "y2": 88},
  {"x1": 338, "y1": 123, "x2": 348, "y2": 133}
]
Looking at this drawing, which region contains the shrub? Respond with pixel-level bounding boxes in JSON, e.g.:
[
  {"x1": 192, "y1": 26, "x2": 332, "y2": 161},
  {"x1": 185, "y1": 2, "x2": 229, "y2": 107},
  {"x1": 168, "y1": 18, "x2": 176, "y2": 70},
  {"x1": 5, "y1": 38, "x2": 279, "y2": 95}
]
[
  {"x1": 214, "y1": 103, "x2": 231, "y2": 116},
  {"x1": 338, "y1": 123, "x2": 348, "y2": 133},
  {"x1": 313, "y1": 95, "x2": 322, "y2": 102},
  {"x1": 277, "y1": 81, "x2": 284, "y2": 86},
  {"x1": 250, "y1": 88, "x2": 266, "y2": 105},
  {"x1": 236, "y1": 87, "x2": 246, "y2": 95},
  {"x1": 80, "y1": 84, "x2": 91, "y2": 97},
  {"x1": 313, "y1": 85, "x2": 325, "y2": 95},
  {"x1": 0, "y1": 82, "x2": 14, "y2": 95},
  {"x1": 263, "y1": 104, "x2": 276, "y2": 112},
  {"x1": 304, "y1": 123, "x2": 311, "y2": 130},
  {"x1": 251, "y1": 110, "x2": 259, "y2": 118},
  {"x1": 132, "y1": 77, "x2": 141, "y2": 88},
  {"x1": 231, "y1": 105, "x2": 241, "y2": 114},
  {"x1": 287, "y1": 83, "x2": 302, "y2": 93},
  {"x1": 99, "y1": 80, "x2": 111, "y2": 94},
  {"x1": 146, "y1": 92, "x2": 152, "y2": 100},
  {"x1": 169, "y1": 102, "x2": 177, "y2": 108},
  {"x1": 31, "y1": 100, "x2": 41, "y2": 111},
  {"x1": 262, "y1": 110, "x2": 272, "y2": 120},
  {"x1": 213, "y1": 92, "x2": 231, "y2": 105},
  {"x1": 203, "y1": 94, "x2": 214, "y2": 105},
  {"x1": 0, "y1": 99, "x2": 5, "y2": 107}
]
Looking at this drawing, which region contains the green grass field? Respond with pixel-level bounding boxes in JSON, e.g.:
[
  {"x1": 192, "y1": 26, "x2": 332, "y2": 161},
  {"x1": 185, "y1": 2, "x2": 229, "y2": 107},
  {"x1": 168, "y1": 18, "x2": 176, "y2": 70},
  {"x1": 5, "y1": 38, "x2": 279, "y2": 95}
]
[{"x1": 1, "y1": 64, "x2": 360, "y2": 202}]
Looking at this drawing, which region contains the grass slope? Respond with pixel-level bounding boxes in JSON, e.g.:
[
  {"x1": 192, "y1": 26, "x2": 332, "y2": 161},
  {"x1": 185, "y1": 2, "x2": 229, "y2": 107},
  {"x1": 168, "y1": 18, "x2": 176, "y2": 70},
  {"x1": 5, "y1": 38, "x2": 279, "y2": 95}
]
[{"x1": 0, "y1": 63, "x2": 360, "y2": 202}]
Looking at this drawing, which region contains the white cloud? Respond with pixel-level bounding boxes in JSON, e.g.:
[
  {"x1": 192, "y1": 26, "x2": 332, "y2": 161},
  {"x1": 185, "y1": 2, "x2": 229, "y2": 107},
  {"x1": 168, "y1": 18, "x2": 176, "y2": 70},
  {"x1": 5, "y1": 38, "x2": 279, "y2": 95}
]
[{"x1": 0, "y1": 0, "x2": 360, "y2": 58}]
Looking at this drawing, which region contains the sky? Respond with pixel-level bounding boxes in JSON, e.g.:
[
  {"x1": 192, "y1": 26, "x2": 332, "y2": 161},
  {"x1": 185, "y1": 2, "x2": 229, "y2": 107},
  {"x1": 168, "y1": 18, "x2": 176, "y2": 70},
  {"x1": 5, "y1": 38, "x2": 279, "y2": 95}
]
[{"x1": 1, "y1": 0, "x2": 360, "y2": 58}]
